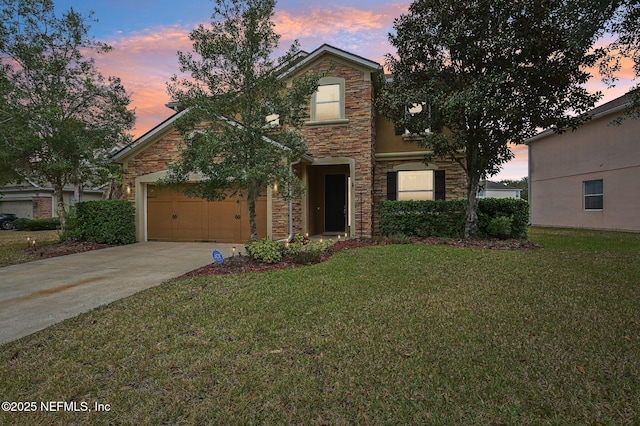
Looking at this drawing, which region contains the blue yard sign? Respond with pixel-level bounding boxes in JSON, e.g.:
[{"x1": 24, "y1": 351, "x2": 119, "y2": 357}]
[{"x1": 212, "y1": 249, "x2": 224, "y2": 264}]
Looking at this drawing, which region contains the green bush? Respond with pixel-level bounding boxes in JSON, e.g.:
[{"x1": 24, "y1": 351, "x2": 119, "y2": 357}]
[
  {"x1": 291, "y1": 239, "x2": 334, "y2": 264},
  {"x1": 74, "y1": 200, "x2": 136, "y2": 245},
  {"x1": 13, "y1": 217, "x2": 60, "y2": 231},
  {"x1": 487, "y1": 216, "x2": 513, "y2": 239},
  {"x1": 379, "y1": 198, "x2": 529, "y2": 239},
  {"x1": 378, "y1": 200, "x2": 466, "y2": 238},
  {"x1": 245, "y1": 238, "x2": 283, "y2": 264},
  {"x1": 246, "y1": 235, "x2": 335, "y2": 264},
  {"x1": 477, "y1": 198, "x2": 529, "y2": 239}
]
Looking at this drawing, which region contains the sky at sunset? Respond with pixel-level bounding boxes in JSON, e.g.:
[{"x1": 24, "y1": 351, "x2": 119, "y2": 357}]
[{"x1": 53, "y1": 0, "x2": 637, "y2": 180}]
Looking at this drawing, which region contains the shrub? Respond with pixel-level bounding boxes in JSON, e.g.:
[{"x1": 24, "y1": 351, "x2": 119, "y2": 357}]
[
  {"x1": 74, "y1": 200, "x2": 136, "y2": 245},
  {"x1": 378, "y1": 200, "x2": 466, "y2": 238},
  {"x1": 13, "y1": 217, "x2": 60, "y2": 231},
  {"x1": 291, "y1": 239, "x2": 335, "y2": 265},
  {"x1": 477, "y1": 198, "x2": 529, "y2": 239},
  {"x1": 245, "y1": 238, "x2": 283, "y2": 264},
  {"x1": 246, "y1": 235, "x2": 335, "y2": 265},
  {"x1": 487, "y1": 216, "x2": 513, "y2": 239},
  {"x1": 379, "y1": 198, "x2": 529, "y2": 239}
]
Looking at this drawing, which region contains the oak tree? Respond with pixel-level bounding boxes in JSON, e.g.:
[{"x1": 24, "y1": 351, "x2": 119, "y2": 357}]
[
  {"x1": 378, "y1": 0, "x2": 617, "y2": 237},
  {"x1": 0, "y1": 0, "x2": 135, "y2": 227}
]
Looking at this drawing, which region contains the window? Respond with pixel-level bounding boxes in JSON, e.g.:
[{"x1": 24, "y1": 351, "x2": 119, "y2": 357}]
[
  {"x1": 313, "y1": 84, "x2": 341, "y2": 121},
  {"x1": 584, "y1": 179, "x2": 603, "y2": 210},
  {"x1": 397, "y1": 170, "x2": 434, "y2": 200}
]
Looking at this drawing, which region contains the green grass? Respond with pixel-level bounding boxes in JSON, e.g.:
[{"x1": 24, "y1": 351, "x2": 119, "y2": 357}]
[
  {"x1": 1, "y1": 228, "x2": 639, "y2": 424},
  {"x1": 0, "y1": 230, "x2": 59, "y2": 267}
]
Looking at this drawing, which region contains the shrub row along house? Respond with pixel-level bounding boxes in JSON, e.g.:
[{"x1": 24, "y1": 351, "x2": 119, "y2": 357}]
[{"x1": 113, "y1": 45, "x2": 467, "y2": 243}]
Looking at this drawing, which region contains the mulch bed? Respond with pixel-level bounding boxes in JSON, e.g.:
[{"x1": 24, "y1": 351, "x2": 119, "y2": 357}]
[
  {"x1": 20, "y1": 237, "x2": 539, "y2": 276},
  {"x1": 22, "y1": 241, "x2": 115, "y2": 259},
  {"x1": 179, "y1": 237, "x2": 540, "y2": 278}
]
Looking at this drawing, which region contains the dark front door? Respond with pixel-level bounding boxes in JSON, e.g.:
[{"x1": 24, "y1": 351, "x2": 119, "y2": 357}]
[{"x1": 325, "y1": 174, "x2": 346, "y2": 233}]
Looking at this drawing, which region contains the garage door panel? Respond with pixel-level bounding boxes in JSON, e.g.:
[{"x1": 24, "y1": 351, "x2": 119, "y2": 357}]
[
  {"x1": 176, "y1": 199, "x2": 206, "y2": 241},
  {"x1": 207, "y1": 200, "x2": 240, "y2": 243},
  {"x1": 147, "y1": 185, "x2": 267, "y2": 242},
  {"x1": 147, "y1": 199, "x2": 174, "y2": 241}
]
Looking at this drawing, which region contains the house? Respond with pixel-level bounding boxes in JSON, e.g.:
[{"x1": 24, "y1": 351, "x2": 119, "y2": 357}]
[
  {"x1": 527, "y1": 93, "x2": 640, "y2": 232},
  {"x1": 0, "y1": 181, "x2": 104, "y2": 219},
  {"x1": 113, "y1": 44, "x2": 467, "y2": 243},
  {"x1": 478, "y1": 180, "x2": 522, "y2": 199}
]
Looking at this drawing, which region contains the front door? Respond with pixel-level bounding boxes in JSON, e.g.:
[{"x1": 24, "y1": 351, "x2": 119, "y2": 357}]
[{"x1": 325, "y1": 174, "x2": 346, "y2": 233}]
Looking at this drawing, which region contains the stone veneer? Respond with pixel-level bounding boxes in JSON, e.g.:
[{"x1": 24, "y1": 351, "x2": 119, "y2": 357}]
[
  {"x1": 121, "y1": 128, "x2": 184, "y2": 203},
  {"x1": 372, "y1": 158, "x2": 467, "y2": 235},
  {"x1": 119, "y1": 53, "x2": 468, "y2": 241},
  {"x1": 270, "y1": 59, "x2": 376, "y2": 239}
]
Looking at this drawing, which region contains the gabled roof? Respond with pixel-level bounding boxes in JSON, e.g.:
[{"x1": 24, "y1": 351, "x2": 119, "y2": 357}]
[
  {"x1": 281, "y1": 43, "x2": 382, "y2": 78},
  {"x1": 526, "y1": 93, "x2": 635, "y2": 144},
  {"x1": 112, "y1": 107, "x2": 313, "y2": 163},
  {"x1": 112, "y1": 108, "x2": 188, "y2": 162}
]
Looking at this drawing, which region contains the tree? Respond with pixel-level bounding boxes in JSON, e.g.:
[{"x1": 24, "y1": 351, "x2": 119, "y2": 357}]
[
  {"x1": 165, "y1": 0, "x2": 318, "y2": 241},
  {"x1": 600, "y1": 0, "x2": 640, "y2": 115},
  {"x1": 0, "y1": 0, "x2": 135, "y2": 227},
  {"x1": 378, "y1": 0, "x2": 617, "y2": 238}
]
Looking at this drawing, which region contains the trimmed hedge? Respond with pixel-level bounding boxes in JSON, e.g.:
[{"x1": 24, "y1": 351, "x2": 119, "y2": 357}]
[
  {"x1": 379, "y1": 198, "x2": 529, "y2": 239},
  {"x1": 71, "y1": 200, "x2": 136, "y2": 245},
  {"x1": 13, "y1": 217, "x2": 61, "y2": 231}
]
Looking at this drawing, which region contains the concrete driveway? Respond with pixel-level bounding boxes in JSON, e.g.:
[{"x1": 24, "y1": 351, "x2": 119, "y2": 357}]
[{"x1": 0, "y1": 242, "x2": 241, "y2": 345}]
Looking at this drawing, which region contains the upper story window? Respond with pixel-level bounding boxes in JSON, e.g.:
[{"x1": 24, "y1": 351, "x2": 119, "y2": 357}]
[
  {"x1": 314, "y1": 84, "x2": 341, "y2": 120},
  {"x1": 584, "y1": 179, "x2": 603, "y2": 210},
  {"x1": 309, "y1": 77, "x2": 347, "y2": 124}
]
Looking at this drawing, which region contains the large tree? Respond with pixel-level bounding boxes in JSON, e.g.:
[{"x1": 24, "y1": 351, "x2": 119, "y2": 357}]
[
  {"x1": 601, "y1": 0, "x2": 640, "y2": 114},
  {"x1": 379, "y1": 0, "x2": 618, "y2": 238},
  {"x1": 165, "y1": 0, "x2": 318, "y2": 241},
  {"x1": 0, "y1": 0, "x2": 135, "y2": 226}
]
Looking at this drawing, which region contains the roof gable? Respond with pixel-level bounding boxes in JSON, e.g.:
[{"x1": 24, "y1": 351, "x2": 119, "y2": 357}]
[
  {"x1": 526, "y1": 92, "x2": 635, "y2": 144},
  {"x1": 282, "y1": 44, "x2": 382, "y2": 80}
]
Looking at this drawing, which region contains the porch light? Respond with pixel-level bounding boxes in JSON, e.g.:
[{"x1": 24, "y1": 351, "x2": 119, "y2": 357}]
[
  {"x1": 126, "y1": 184, "x2": 131, "y2": 195},
  {"x1": 232, "y1": 246, "x2": 236, "y2": 257}
]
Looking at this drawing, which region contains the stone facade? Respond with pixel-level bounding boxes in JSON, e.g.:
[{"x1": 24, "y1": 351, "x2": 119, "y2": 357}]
[
  {"x1": 115, "y1": 45, "x2": 468, "y2": 242},
  {"x1": 122, "y1": 128, "x2": 184, "y2": 203}
]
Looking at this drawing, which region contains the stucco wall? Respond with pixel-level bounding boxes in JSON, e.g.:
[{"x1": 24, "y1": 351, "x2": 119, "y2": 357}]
[{"x1": 529, "y1": 112, "x2": 640, "y2": 232}]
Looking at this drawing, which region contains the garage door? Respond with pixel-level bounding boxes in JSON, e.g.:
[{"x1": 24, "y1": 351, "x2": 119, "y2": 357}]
[{"x1": 146, "y1": 185, "x2": 267, "y2": 242}]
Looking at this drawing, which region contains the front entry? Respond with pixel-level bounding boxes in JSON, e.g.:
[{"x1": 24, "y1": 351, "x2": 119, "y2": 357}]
[{"x1": 324, "y1": 174, "x2": 346, "y2": 233}]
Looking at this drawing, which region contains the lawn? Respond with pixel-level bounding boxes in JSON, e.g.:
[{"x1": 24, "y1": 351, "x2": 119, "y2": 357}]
[
  {"x1": 0, "y1": 230, "x2": 59, "y2": 267},
  {"x1": 1, "y1": 228, "x2": 639, "y2": 424}
]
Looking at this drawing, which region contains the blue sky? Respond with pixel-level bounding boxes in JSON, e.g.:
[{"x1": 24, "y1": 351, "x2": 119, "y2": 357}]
[{"x1": 52, "y1": 0, "x2": 636, "y2": 180}]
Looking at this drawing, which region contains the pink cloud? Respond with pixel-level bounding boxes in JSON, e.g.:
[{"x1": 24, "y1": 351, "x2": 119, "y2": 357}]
[{"x1": 92, "y1": 25, "x2": 194, "y2": 137}]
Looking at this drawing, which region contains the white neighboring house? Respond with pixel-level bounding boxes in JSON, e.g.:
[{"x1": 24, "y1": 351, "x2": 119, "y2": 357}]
[
  {"x1": 527, "y1": 93, "x2": 640, "y2": 233},
  {"x1": 478, "y1": 180, "x2": 522, "y2": 199}
]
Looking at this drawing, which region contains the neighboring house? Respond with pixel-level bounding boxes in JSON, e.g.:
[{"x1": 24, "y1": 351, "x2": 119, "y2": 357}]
[
  {"x1": 0, "y1": 181, "x2": 104, "y2": 219},
  {"x1": 113, "y1": 44, "x2": 467, "y2": 243},
  {"x1": 528, "y1": 93, "x2": 640, "y2": 232},
  {"x1": 478, "y1": 180, "x2": 522, "y2": 199}
]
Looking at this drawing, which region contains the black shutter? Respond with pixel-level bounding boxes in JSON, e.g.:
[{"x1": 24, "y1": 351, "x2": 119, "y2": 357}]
[
  {"x1": 387, "y1": 172, "x2": 397, "y2": 200},
  {"x1": 434, "y1": 170, "x2": 445, "y2": 200},
  {"x1": 394, "y1": 121, "x2": 404, "y2": 136}
]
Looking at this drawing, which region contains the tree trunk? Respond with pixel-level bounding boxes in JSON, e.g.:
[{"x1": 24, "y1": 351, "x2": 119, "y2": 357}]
[
  {"x1": 54, "y1": 184, "x2": 67, "y2": 231},
  {"x1": 247, "y1": 185, "x2": 259, "y2": 241},
  {"x1": 464, "y1": 174, "x2": 480, "y2": 239},
  {"x1": 74, "y1": 182, "x2": 82, "y2": 204}
]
